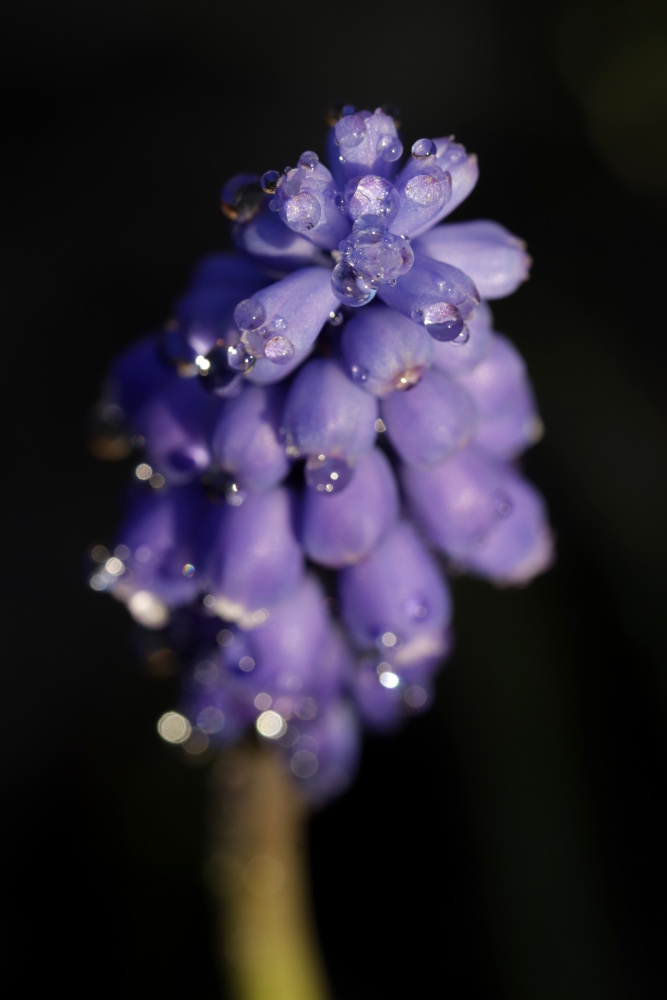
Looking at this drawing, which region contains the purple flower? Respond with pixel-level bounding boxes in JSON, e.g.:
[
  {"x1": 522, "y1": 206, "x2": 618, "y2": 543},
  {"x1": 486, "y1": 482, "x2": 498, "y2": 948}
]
[{"x1": 92, "y1": 105, "x2": 553, "y2": 803}]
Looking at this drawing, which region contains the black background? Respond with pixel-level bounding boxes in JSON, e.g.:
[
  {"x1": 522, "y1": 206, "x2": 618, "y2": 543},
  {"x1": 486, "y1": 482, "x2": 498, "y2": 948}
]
[{"x1": 3, "y1": 1, "x2": 666, "y2": 997}]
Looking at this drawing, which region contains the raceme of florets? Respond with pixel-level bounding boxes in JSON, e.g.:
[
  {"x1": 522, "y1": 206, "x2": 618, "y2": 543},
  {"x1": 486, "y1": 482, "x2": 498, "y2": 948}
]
[{"x1": 90, "y1": 105, "x2": 554, "y2": 805}]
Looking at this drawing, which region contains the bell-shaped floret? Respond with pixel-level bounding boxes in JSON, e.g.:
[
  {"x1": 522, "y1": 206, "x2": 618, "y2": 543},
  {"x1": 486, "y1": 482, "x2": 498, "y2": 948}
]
[
  {"x1": 210, "y1": 383, "x2": 289, "y2": 491},
  {"x1": 378, "y1": 255, "x2": 480, "y2": 341},
  {"x1": 232, "y1": 207, "x2": 329, "y2": 273},
  {"x1": 401, "y1": 447, "x2": 553, "y2": 585},
  {"x1": 133, "y1": 375, "x2": 217, "y2": 484},
  {"x1": 198, "y1": 487, "x2": 303, "y2": 625},
  {"x1": 269, "y1": 153, "x2": 349, "y2": 249},
  {"x1": 353, "y1": 644, "x2": 451, "y2": 731},
  {"x1": 341, "y1": 303, "x2": 433, "y2": 397},
  {"x1": 430, "y1": 300, "x2": 494, "y2": 377},
  {"x1": 413, "y1": 221, "x2": 530, "y2": 300},
  {"x1": 108, "y1": 484, "x2": 205, "y2": 623},
  {"x1": 339, "y1": 521, "x2": 453, "y2": 668},
  {"x1": 381, "y1": 368, "x2": 477, "y2": 466},
  {"x1": 105, "y1": 334, "x2": 172, "y2": 425},
  {"x1": 301, "y1": 447, "x2": 399, "y2": 567},
  {"x1": 281, "y1": 699, "x2": 361, "y2": 805},
  {"x1": 237, "y1": 268, "x2": 339, "y2": 384},
  {"x1": 281, "y1": 358, "x2": 378, "y2": 460},
  {"x1": 457, "y1": 333, "x2": 543, "y2": 458},
  {"x1": 390, "y1": 137, "x2": 478, "y2": 238},
  {"x1": 326, "y1": 107, "x2": 403, "y2": 186}
]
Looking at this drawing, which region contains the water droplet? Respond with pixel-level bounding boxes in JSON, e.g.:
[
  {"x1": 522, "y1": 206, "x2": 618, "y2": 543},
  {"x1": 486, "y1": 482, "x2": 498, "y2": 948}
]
[
  {"x1": 422, "y1": 304, "x2": 465, "y2": 342},
  {"x1": 379, "y1": 670, "x2": 400, "y2": 689},
  {"x1": 297, "y1": 150, "x2": 319, "y2": 169},
  {"x1": 264, "y1": 335, "x2": 295, "y2": 365},
  {"x1": 226, "y1": 343, "x2": 255, "y2": 372},
  {"x1": 411, "y1": 138, "x2": 437, "y2": 159},
  {"x1": 305, "y1": 454, "x2": 354, "y2": 494},
  {"x1": 182, "y1": 563, "x2": 196, "y2": 578},
  {"x1": 221, "y1": 174, "x2": 264, "y2": 221},
  {"x1": 331, "y1": 261, "x2": 376, "y2": 307},
  {"x1": 335, "y1": 115, "x2": 366, "y2": 147},
  {"x1": 328, "y1": 309, "x2": 344, "y2": 326},
  {"x1": 350, "y1": 364, "x2": 369, "y2": 383},
  {"x1": 344, "y1": 175, "x2": 400, "y2": 224},
  {"x1": 376, "y1": 134, "x2": 403, "y2": 162},
  {"x1": 284, "y1": 192, "x2": 321, "y2": 232},
  {"x1": 451, "y1": 326, "x2": 470, "y2": 345},
  {"x1": 374, "y1": 417, "x2": 387, "y2": 433},
  {"x1": 495, "y1": 493, "x2": 513, "y2": 517},
  {"x1": 260, "y1": 169, "x2": 281, "y2": 194},
  {"x1": 197, "y1": 346, "x2": 240, "y2": 394},
  {"x1": 410, "y1": 308, "x2": 425, "y2": 324},
  {"x1": 404, "y1": 595, "x2": 429, "y2": 619},
  {"x1": 234, "y1": 297, "x2": 266, "y2": 332},
  {"x1": 405, "y1": 173, "x2": 444, "y2": 206}
]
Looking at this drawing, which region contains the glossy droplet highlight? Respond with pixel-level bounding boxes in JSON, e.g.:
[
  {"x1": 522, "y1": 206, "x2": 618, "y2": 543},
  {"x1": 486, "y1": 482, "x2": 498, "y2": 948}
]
[
  {"x1": 328, "y1": 309, "x2": 344, "y2": 327},
  {"x1": 226, "y1": 343, "x2": 255, "y2": 372},
  {"x1": 234, "y1": 297, "x2": 266, "y2": 332},
  {"x1": 405, "y1": 173, "x2": 445, "y2": 206},
  {"x1": 260, "y1": 170, "x2": 281, "y2": 194},
  {"x1": 335, "y1": 115, "x2": 366, "y2": 147},
  {"x1": 376, "y1": 134, "x2": 403, "y2": 162},
  {"x1": 284, "y1": 192, "x2": 321, "y2": 232},
  {"x1": 451, "y1": 326, "x2": 470, "y2": 345},
  {"x1": 411, "y1": 138, "x2": 437, "y2": 159},
  {"x1": 297, "y1": 150, "x2": 319, "y2": 169},
  {"x1": 331, "y1": 261, "x2": 376, "y2": 307},
  {"x1": 305, "y1": 454, "x2": 354, "y2": 494},
  {"x1": 264, "y1": 335, "x2": 295, "y2": 365}
]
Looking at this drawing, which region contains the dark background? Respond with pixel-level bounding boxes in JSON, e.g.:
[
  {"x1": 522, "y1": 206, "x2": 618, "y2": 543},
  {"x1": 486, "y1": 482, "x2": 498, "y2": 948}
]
[{"x1": 3, "y1": 1, "x2": 666, "y2": 997}]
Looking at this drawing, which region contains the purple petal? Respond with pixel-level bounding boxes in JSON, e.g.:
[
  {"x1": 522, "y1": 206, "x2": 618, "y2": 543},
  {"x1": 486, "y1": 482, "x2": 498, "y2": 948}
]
[
  {"x1": 210, "y1": 383, "x2": 289, "y2": 491},
  {"x1": 401, "y1": 447, "x2": 554, "y2": 585},
  {"x1": 413, "y1": 220, "x2": 531, "y2": 299},
  {"x1": 381, "y1": 368, "x2": 477, "y2": 466},
  {"x1": 301, "y1": 447, "x2": 400, "y2": 567},
  {"x1": 457, "y1": 333, "x2": 543, "y2": 458},
  {"x1": 282, "y1": 358, "x2": 378, "y2": 459},
  {"x1": 242, "y1": 268, "x2": 339, "y2": 384},
  {"x1": 232, "y1": 207, "x2": 329, "y2": 272},
  {"x1": 391, "y1": 137, "x2": 478, "y2": 238},
  {"x1": 339, "y1": 521, "x2": 453, "y2": 667},
  {"x1": 377, "y1": 255, "x2": 479, "y2": 338},
  {"x1": 282, "y1": 699, "x2": 361, "y2": 804},
  {"x1": 430, "y1": 300, "x2": 494, "y2": 376},
  {"x1": 198, "y1": 487, "x2": 303, "y2": 623},
  {"x1": 340, "y1": 303, "x2": 434, "y2": 397},
  {"x1": 326, "y1": 107, "x2": 403, "y2": 186},
  {"x1": 133, "y1": 375, "x2": 217, "y2": 484},
  {"x1": 270, "y1": 154, "x2": 350, "y2": 249}
]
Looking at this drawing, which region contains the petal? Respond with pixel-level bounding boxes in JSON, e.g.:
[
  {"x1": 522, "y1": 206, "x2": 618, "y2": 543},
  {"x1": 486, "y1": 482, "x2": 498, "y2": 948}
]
[
  {"x1": 381, "y1": 367, "x2": 477, "y2": 466},
  {"x1": 134, "y1": 375, "x2": 217, "y2": 484},
  {"x1": 377, "y1": 255, "x2": 479, "y2": 338},
  {"x1": 413, "y1": 220, "x2": 530, "y2": 299},
  {"x1": 210, "y1": 383, "x2": 289, "y2": 491},
  {"x1": 233, "y1": 207, "x2": 329, "y2": 272},
  {"x1": 339, "y1": 521, "x2": 453, "y2": 665},
  {"x1": 282, "y1": 358, "x2": 378, "y2": 459},
  {"x1": 301, "y1": 447, "x2": 400, "y2": 567},
  {"x1": 242, "y1": 268, "x2": 339, "y2": 385},
  {"x1": 326, "y1": 107, "x2": 403, "y2": 186},
  {"x1": 430, "y1": 300, "x2": 494, "y2": 376},
  {"x1": 340, "y1": 303, "x2": 433, "y2": 397},
  {"x1": 391, "y1": 137, "x2": 479, "y2": 238}
]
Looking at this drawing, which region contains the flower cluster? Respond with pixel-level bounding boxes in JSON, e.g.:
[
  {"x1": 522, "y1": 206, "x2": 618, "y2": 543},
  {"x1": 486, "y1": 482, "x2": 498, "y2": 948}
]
[{"x1": 91, "y1": 106, "x2": 553, "y2": 804}]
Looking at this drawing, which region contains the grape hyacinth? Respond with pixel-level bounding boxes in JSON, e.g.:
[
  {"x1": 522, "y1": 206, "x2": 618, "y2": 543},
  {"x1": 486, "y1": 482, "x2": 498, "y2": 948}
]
[{"x1": 91, "y1": 105, "x2": 553, "y2": 805}]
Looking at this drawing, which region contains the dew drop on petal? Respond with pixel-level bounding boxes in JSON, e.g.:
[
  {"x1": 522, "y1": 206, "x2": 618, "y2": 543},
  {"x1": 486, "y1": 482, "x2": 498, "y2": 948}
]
[
  {"x1": 350, "y1": 364, "x2": 369, "y2": 384},
  {"x1": 297, "y1": 150, "x2": 319, "y2": 169},
  {"x1": 328, "y1": 309, "x2": 344, "y2": 327},
  {"x1": 284, "y1": 192, "x2": 321, "y2": 231},
  {"x1": 376, "y1": 134, "x2": 403, "y2": 162},
  {"x1": 226, "y1": 343, "x2": 255, "y2": 372},
  {"x1": 331, "y1": 261, "x2": 376, "y2": 307},
  {"x1": 411, "y1": 138, "x2": 437, "y2": 159},
  {"x1": 305, "y1": 454, "x2": 354, "y2": 494},
  {"x1": 405, "y1": 173, "x2": 444, "y2": 206},
  {"x1": 451, "y1": 326, "x2": 470, "y2": 345},
  {"x1": 234, "y1": 297, "x2": 267, "y2": 332},
  {"x1": 264, "y1": 335, "x2": 295, "y2": 365},
  {"x1": 335, "y1": 115, "x2": 367, "y2": 147},
  {"x1": 260, "y1": 169, "x2": 281, "y2": 194}
]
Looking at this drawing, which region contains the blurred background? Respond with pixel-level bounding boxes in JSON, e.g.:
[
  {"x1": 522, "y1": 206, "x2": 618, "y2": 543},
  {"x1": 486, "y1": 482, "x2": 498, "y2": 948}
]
[{"x1": 2, "y1": 0, "x2": 666, "y2": 996}]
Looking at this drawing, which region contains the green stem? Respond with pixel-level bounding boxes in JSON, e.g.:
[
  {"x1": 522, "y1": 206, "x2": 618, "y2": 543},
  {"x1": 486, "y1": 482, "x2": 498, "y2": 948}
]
[{"x1": 207, "y1": 742, "x2": 332, "y2": 1000}]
